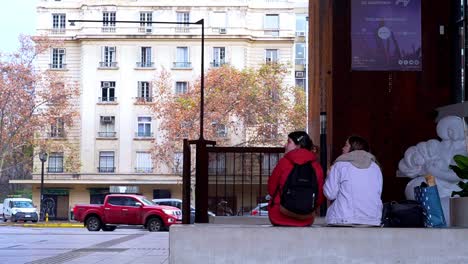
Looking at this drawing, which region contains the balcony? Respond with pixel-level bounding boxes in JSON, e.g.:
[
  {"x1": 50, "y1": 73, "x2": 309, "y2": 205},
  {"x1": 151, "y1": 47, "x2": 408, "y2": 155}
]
[
  {"x1": 173, "y1": 62, "x2": 192, "y2": 68},
  {"x1": 99, "y1": 61, "x2": 118, "y2": 68},
  {"x1": 135, "y1": 167, "x2": 153, "y2": 173},
  {"x1": 98, "y1": 97, "x2": 117, "y2": 103},
  {"x1": 136, "y1": 62, "x2": 154, "y2": 68},
  {"x1": 135, "y1": 132, "x2": 154, "y2": 138},
  {"x1": 135, "y1": 97, "x2": 153, "y2": 103},
  {"x1": 98, "y1": 167, "x2": 115, "y2": 173},
  {"x1": 47, "y1": 167, "x2": 64, "y2": 173},
  {"x1": 98, "y1": 131, "x2": 116, "y2": 138}
]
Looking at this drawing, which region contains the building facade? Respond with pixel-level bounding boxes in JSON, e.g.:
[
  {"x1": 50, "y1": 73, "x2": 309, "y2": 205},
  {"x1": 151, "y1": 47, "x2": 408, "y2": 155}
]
[{"x1": 11, "y1": 0, "x2": 305, "y2": 220}]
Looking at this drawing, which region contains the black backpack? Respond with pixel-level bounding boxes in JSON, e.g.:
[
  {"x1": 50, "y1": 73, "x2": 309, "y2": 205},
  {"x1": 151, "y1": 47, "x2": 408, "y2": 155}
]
[
  {"x1": 276, "y1": 162, "x2": 319, "y2": 219},
  {"x1": 381, "y1": 200, "x2": 425, "y2": 227}
]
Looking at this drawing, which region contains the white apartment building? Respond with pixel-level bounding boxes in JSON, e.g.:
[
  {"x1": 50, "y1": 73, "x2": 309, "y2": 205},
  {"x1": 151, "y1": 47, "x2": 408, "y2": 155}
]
[{"x1": 11, "y1": 0, "x2": 303, "y2": 220}]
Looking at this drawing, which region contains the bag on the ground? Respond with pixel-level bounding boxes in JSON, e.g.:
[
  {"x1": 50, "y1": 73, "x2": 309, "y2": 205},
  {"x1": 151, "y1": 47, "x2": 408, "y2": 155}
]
[
  {"x1": 414, "y1": 183, "x2": 446, "y2": 228},
  {"x1": 381, "y1": 200, "x2": 425, "y2": 227},
  {"x1": 279, "y1": 162, "x2": 319, "y2": 220}
]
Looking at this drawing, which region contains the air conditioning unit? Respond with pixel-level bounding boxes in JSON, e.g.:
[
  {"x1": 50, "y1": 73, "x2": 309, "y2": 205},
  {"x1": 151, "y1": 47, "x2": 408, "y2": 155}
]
[
  {"x1": 295, "y1": 32, "x2": 306, "y2": 37},
  {"x1": 219, "y1": 28, "x2": 227, "y2": 34},
  {"x1": 101, "y1": 116, "x2": 113, "y2": 123},
  {"x1": 145, "y1": 28, "x2": 152, "y2": 33},
  {"x1": 295, "y1": 71, "x2": 305, "y2": 78}
]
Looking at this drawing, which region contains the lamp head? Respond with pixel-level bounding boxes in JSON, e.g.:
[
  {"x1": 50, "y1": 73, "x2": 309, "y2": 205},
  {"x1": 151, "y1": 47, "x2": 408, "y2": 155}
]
[{"x1": 39, "y1": 151, "x2": 48, "y2": 162}]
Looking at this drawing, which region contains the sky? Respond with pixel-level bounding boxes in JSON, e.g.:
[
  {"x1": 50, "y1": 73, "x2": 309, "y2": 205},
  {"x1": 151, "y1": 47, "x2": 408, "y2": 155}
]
[{"x1": 0, "y1": 0, "x2": 38, "y2": 53}]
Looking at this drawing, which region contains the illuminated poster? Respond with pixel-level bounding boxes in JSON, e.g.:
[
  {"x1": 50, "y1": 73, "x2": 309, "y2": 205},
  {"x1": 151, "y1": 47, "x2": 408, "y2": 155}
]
[{"x1": 351, "y1": 0, "x2": 421, "y2": 71}]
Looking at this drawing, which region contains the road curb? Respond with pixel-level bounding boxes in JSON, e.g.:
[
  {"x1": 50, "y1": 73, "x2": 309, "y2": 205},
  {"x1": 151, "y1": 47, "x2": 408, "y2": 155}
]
[{"x1": 22, "y1": 223, "x2": 84, "y2": 228}]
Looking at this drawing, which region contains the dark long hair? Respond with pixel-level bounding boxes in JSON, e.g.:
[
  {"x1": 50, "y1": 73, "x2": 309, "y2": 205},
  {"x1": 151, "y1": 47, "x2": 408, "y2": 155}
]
[
  {"x1": 348, "y1": 135, "x2": 370, "y2": 152},
  {"x1": 288, "y1": 131, "x2": 313, "y2": 151}
]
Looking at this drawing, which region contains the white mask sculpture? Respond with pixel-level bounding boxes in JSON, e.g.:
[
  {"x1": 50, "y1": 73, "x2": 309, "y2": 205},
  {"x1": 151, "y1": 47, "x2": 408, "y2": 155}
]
[{"x1": 398, "y1": 115, "x2": 467, "y2": 223}]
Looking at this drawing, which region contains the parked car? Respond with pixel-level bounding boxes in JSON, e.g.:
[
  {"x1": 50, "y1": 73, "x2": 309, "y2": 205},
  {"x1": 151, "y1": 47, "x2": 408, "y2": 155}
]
[
  {"x1": 2, "y1": 198, "x2": 38, "y2": 222},
  {"x1": 250, "y1": 203, "x2": 269, "y2": 216},
  {"x1": 73, "y1": 194, "x2": 181, "y2": 232},
  {"x1": 152, "y1": 198, "x2": 215, "y2": 223}
]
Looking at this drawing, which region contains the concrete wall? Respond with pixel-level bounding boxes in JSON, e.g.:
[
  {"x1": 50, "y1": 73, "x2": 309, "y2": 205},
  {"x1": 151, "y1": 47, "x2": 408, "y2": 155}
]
[{"x1": 170, "y1": 224, "x2": 468, "y2": 264}]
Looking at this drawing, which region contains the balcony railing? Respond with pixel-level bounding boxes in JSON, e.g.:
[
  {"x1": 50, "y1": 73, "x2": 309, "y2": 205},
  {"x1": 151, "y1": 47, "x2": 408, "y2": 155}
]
[
  {"x1": 49, "y1": 132, "x2": 65, "y2": 138},
  {"x1": 98, "y1": 97, "x2": 117, "y2": 103},
  {"x1": 102, "y1": 26, "x2": 116, "y2": 33},
  {"x1": 210, "y1": 61, "x2": 226, "y2": 68},
  {"x1": 173, "y1": 62, "x2": 192, "y2": 68},
  {"x1": 49, "y1": 64, "x2": 67, "y2": 69},
  {"x1": 135, "y1": 97, "x2": 153, "y2": 103},
  {"x1": 175, "y1": 26, "x2": 190, "y2": 33},
  {"x1": 47, "y1": 167, "x2": 64, "y2": 173},
  {"x1": 98, "y1": 131, "x2": 116, "y2": 138},
  {"x1": 98, "y1": 167, "x2": 115, "y2": 173},
  {"x1": 135, "y1": 132, "x2": 154, "y2": 138},
  {"x1": 99, "y1": 61, "x2": 118, "y2": 68},
  {"x1": 51, "y1": 28, "x2": 66, "y2": 34},
  {"x1": 136, "y1": 62, "x2": 154, "y2": 68},
  {"x1": 135, "y1": 167, "x2": 153, "y2": 173}
]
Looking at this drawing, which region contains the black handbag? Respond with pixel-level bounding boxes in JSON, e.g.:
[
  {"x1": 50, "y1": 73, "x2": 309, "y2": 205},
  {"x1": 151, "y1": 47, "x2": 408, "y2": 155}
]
[{"x1": 381, "y1": 200, "x2": 425, "y2": 227}]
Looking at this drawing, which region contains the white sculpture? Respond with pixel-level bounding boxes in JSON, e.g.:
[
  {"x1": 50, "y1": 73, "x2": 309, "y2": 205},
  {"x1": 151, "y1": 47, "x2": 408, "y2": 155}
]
[{"x1": 398, "y1": 115, "x2": 467, "y2": 223}]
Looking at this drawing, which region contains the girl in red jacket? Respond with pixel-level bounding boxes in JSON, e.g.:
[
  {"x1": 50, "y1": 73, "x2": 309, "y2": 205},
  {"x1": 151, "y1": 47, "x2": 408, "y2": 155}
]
[{"x1": 268, "y1": 131, "x2": 324, "y2": 226}]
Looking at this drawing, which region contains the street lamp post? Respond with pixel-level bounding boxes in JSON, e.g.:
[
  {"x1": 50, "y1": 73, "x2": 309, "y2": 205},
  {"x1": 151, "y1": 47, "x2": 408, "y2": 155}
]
[{"x1": 39, "y1": 151, "x2": 48, "y2": 221}]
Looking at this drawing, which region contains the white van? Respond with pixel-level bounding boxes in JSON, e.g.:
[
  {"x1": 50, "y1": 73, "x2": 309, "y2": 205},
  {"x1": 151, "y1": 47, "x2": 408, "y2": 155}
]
[{"x1": 2, "y1": 198, "x2": 38, "y2": 222}]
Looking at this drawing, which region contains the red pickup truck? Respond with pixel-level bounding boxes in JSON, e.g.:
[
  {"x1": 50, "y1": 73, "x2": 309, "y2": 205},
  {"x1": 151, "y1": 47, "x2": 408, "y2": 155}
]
[{"x1": 73, "y1": 194, "x2": 182, "y2": 232}]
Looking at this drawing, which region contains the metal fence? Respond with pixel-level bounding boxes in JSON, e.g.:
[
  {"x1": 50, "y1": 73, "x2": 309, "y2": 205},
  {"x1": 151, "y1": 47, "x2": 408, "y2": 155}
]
[{"x1": 206, "y1": 146, "x2": 284, "y2": 216}]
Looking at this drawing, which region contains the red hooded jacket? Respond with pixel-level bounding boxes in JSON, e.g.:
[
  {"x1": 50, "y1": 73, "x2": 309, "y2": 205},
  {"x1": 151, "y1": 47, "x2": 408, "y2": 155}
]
[{"x1": 267, "y1": 148, "x2": 324, "y2": 226}]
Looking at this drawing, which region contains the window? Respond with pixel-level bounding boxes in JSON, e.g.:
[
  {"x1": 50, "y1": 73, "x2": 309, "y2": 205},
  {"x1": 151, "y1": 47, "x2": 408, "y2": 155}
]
[
  {"x1": 52, "y1": 13, "x2": 66, "y2": 34},
  {"x1": 50, "y1": 48, "x2": 66, "y2": 69},
  {"x1": 211, "y1": 12, "x2": 227, "y2": 32},
  {"x1": 174, "y1": 47, "x2": 190, "y2": 68},
  {"x1": 100, "y1": 81, "x2": 116, "y2": 102},
  {"x1": 48, "y1": 152, "x2": 64, "y2": 173},
  {"x1": 176, "y1": 12, "x2": 190, "y2": 32},
  {"x1": 137, "y1": 81, "x2": 152, "y2": 102},
  {"x1": 264, "y1": 14, "x2": 279, "y2": 36},
  {"x1": 265, "y1": 49, "x2": 278, "y2": 63},
  {"x1": 295, "y1": 43, "x2": 306, "y2": 65},
  {"x1": 215, "y1": 124, "x2": 228, "y2": 137},
  {"x1": 102, "y1": 11, "x2": 116, "y2": 32},
  {"x1": 137, "y1": 117, "x2": 152, "y2": 137},
  {"x1": 208, "y1": 153, "x2": 226, "y2": 174},
  {"x1": 136, "y1": 152, "x2": 152, "y2": 173},
  {"x1": 100, "y1": 46, "x2": 117, "y2": 68},
  {"x1": 175, "y1": 81, "x2": 188, "y2": 94},
  {"x1": 261, "y1": 153, "x2": 280, "y2": 175},
  {"x1": 295, "y1": 14, "x2": 307, "y2": 35},
  {"x1": 173, "y1": 152, "x2": 183, "y2": 173},
  {"x1": 212, "y1": 47, "x2": 225, "y2": 67},
  {"x1": 107, "y1": 197, "x2": 123, "y2": 206},
  {"x1": 138, "y1": 47, "x2": 153, "y2": 67},
  {"x1": 295, "y1": 78, "x2": 306, "y2": 89},
  {"x1": 99, "y1": 151, "x2": 115, "y2": 173},
  {"x1": 139, "y1": 12, "x2": 153, "y2": 32},
  {"x1": 50, "y1": 118, "x2": 65, "y2": 138},
  {"x1": 98, "y1": 116, "x2": 116, "y2": 137},
  {"x1": 177, "y1": 121, "x2": 192, "y2": 138}
]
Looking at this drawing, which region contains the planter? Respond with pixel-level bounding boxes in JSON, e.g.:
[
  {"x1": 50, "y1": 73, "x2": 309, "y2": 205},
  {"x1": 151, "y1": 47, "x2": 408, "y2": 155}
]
[{"x1": 449, "y1": 197, "x2": 468, "y2": 227}]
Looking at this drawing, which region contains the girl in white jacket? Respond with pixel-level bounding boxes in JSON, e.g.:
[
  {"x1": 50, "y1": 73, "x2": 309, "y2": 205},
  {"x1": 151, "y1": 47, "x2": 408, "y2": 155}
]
[{"x1": 324, "y1": 136, "x2": 383, "y2": 226}]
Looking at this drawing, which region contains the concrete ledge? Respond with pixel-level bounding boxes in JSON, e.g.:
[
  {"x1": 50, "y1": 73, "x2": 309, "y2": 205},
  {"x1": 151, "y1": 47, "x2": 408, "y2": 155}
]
[{"x1": 170, "y1": 224, "x2": 468, "y2": 264}]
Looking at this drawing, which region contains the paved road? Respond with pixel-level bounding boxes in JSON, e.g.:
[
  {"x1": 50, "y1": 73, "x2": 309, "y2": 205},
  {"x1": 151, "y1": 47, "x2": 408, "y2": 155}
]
[{"x1": 0, "y1": 226, "x2": 169, "y2": 264}]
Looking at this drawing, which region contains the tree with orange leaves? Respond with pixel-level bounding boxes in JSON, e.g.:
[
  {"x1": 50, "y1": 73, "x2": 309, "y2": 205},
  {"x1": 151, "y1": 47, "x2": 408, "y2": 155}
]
[
  {"x1": 0, "y1": 35, "x2": 79, "y2": 185},
  {"x1": 148, "y1": 63, "x2": 306, "y2": 168}
]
